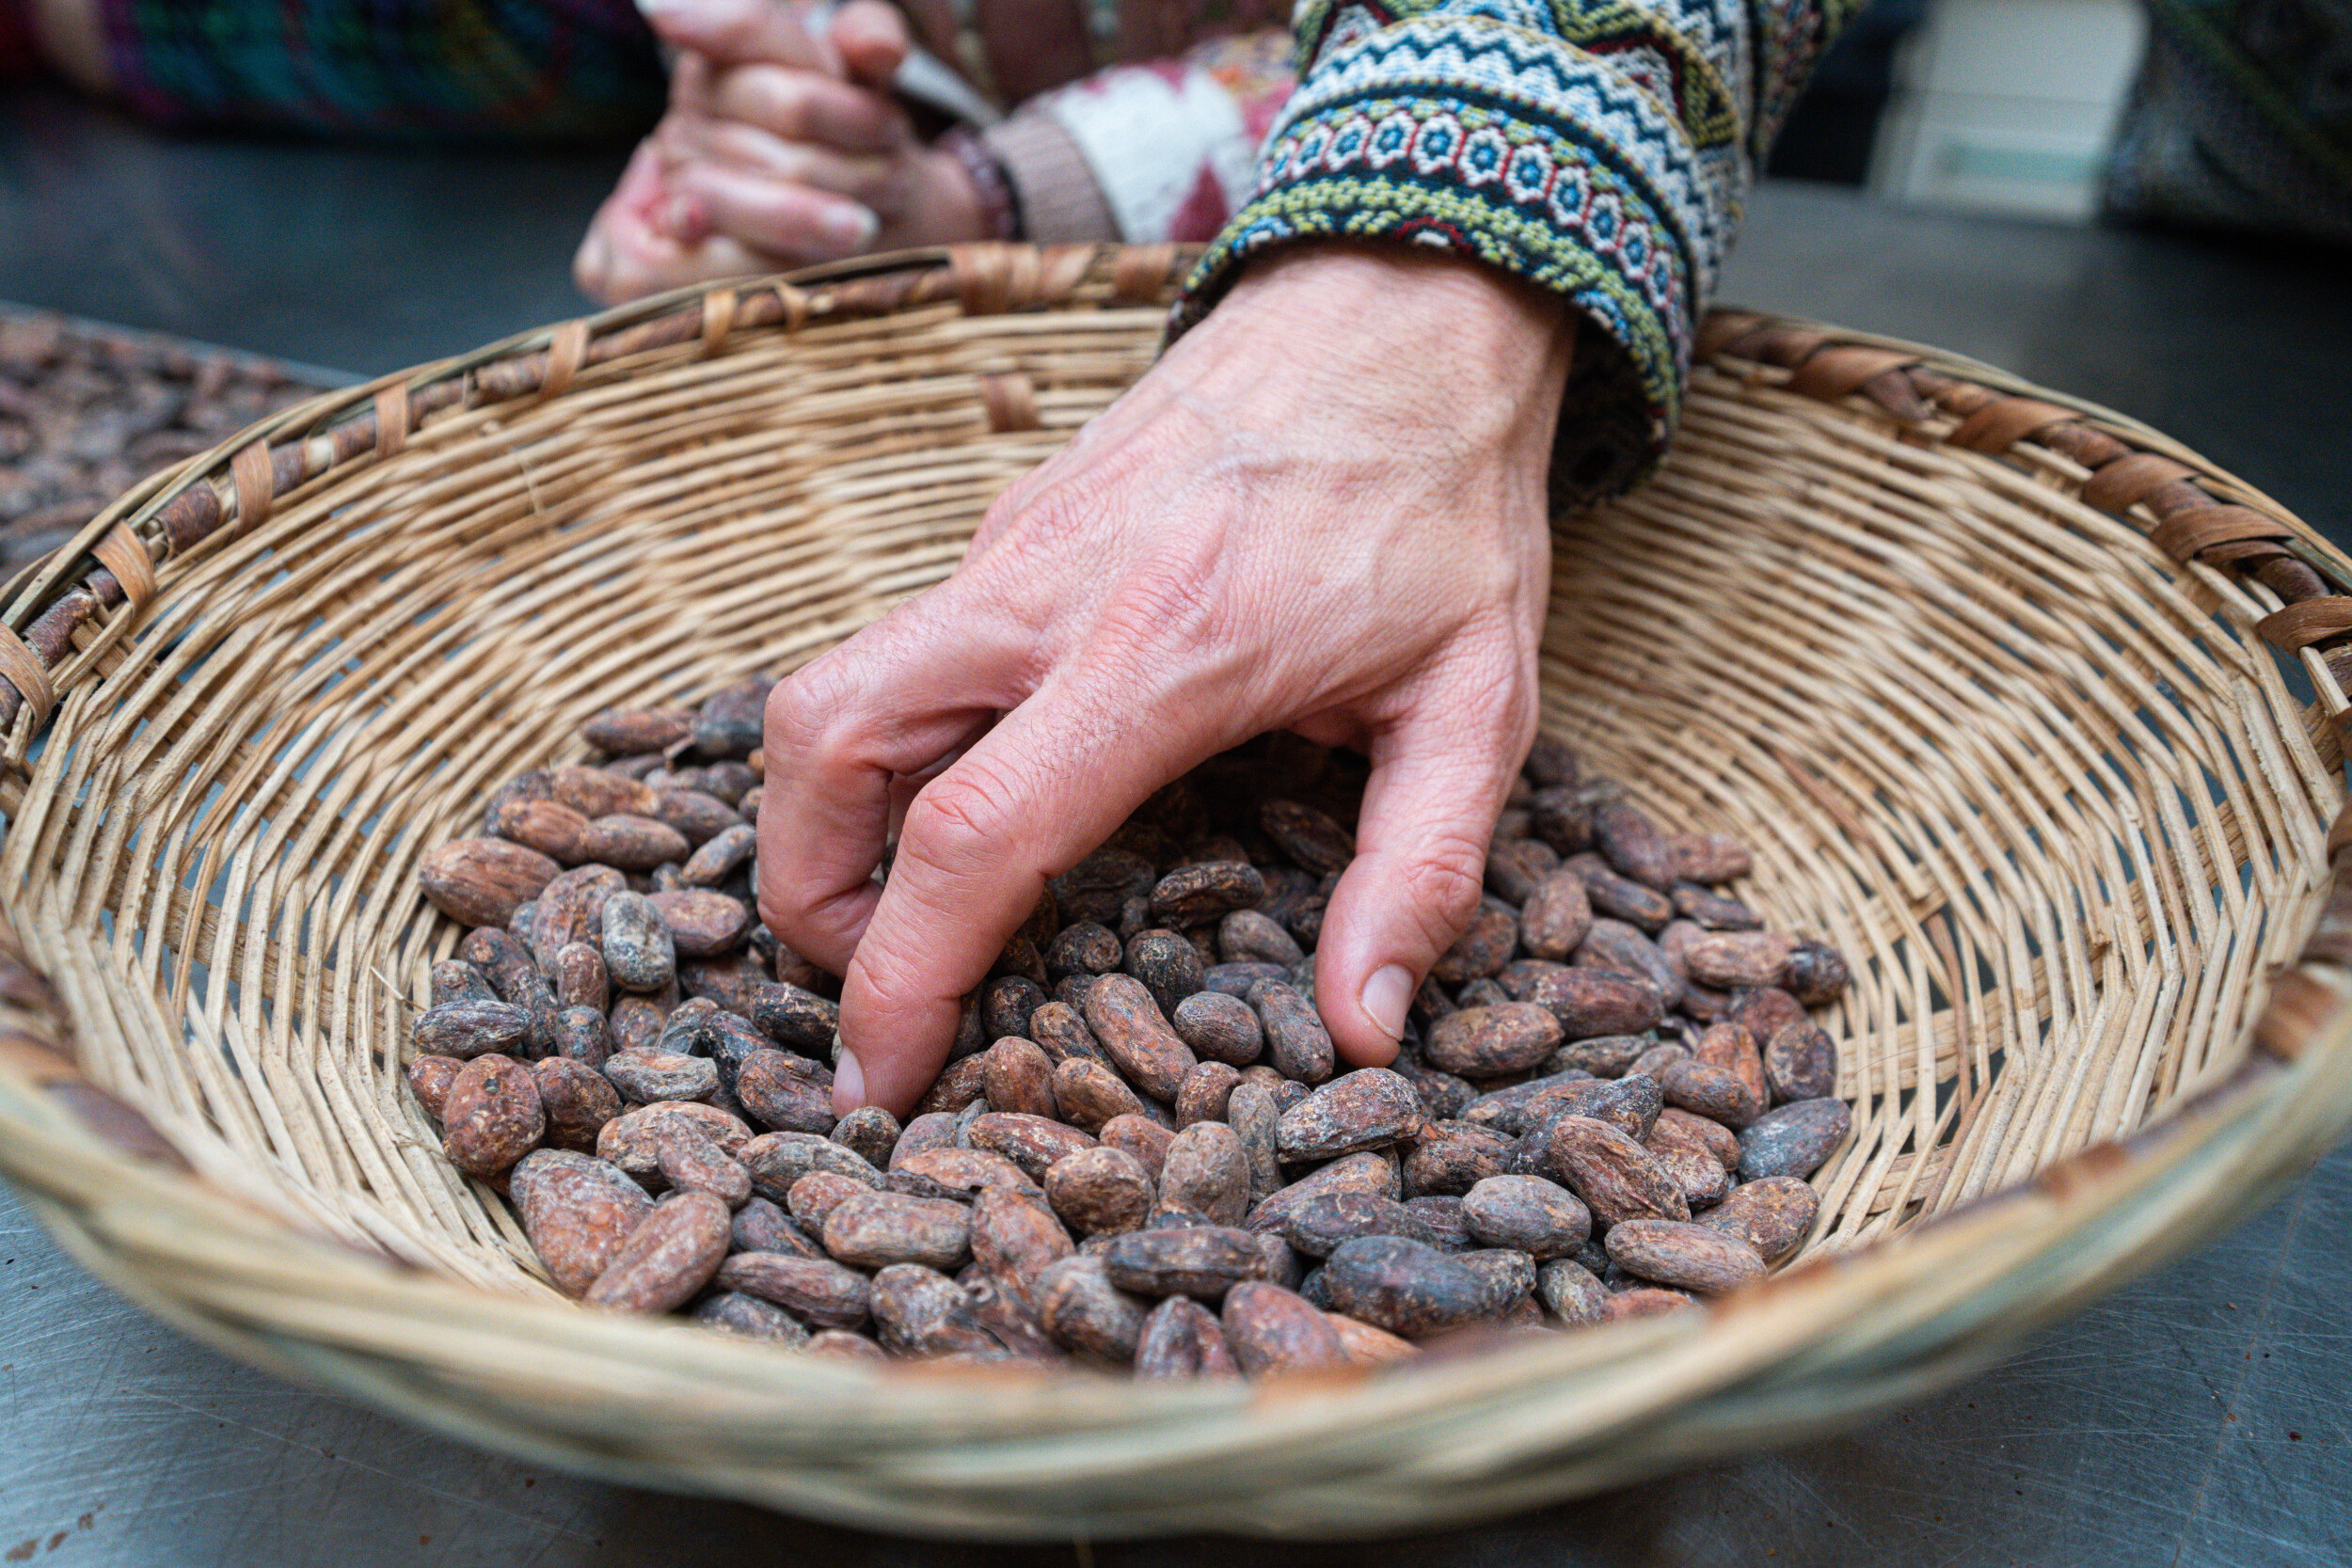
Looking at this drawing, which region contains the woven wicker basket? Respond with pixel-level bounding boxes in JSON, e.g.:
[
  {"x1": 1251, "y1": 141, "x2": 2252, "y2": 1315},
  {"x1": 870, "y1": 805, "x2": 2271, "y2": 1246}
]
[{"x1": 2, "y1": 243, "x2": 2349, "y2": 1539}]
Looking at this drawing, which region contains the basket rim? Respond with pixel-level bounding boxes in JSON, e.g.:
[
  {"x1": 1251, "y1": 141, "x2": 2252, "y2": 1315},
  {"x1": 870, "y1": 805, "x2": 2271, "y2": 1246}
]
[{"x1": 3, "y1": 242, "x2": 2351, "y2": 1535}]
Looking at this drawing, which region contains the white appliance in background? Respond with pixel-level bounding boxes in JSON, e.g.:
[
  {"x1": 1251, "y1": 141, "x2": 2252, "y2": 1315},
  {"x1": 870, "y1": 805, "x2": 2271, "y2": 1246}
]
[{"x1": 1870, "y1": 0, "x2": 2148, "y2": 221}]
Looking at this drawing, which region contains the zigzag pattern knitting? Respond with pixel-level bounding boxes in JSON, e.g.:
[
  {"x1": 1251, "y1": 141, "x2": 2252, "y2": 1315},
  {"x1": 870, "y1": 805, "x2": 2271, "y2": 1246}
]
[{"x1": 1176, "y1": 0, "x2": 1855, "y2": 498}]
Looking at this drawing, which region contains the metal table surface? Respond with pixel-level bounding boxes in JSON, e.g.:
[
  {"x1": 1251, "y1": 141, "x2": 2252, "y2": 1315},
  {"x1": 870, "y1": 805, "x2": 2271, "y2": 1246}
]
[{"x1": 5, "y1": 86, "x2": 2352, "y2": 1568}]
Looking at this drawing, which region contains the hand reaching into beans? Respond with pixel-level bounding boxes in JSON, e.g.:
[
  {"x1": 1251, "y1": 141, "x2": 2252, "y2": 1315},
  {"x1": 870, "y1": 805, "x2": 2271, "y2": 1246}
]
[
  {"x1": 756, "y1": 245, "x2": 1576, "y2": 1117},
  {"x1": 575, "y1": 0, "x2": 984, "y2": 305}
]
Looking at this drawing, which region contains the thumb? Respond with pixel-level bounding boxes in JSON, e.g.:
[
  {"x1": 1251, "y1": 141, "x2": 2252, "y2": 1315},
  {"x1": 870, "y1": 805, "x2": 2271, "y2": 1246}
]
[
  {"x1": 1311, "y1": 679, "x2": 1532, "y2": 1068},
  {"x1": 637, "y1": 0, "x2": 838, "y2": 71},
  {"x1": 831, "y1": 0, "x2": 910, "y2": 86}
]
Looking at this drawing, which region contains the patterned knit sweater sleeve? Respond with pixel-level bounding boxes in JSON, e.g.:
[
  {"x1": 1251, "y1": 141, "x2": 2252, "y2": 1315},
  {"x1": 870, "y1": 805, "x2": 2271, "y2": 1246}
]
[
  {"x1": 977, "y1": 33, "x2": 1299, "y2": 245},
  {"x1": 1173, "y1": 0, "x2": 1861, "y2": 499}
]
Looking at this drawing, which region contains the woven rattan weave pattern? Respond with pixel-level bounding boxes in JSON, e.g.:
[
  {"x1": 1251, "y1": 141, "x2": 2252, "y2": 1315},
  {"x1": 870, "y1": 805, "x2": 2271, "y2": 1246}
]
[{"x1": 0, "y1": 244, "x2": 2349, "y2": 1537}]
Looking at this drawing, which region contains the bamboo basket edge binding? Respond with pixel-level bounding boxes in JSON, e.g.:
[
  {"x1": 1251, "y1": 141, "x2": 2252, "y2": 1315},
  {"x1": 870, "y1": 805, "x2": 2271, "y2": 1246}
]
[{"x1": 0, "y1": 243, "x2": 2347, "y2": 1538}]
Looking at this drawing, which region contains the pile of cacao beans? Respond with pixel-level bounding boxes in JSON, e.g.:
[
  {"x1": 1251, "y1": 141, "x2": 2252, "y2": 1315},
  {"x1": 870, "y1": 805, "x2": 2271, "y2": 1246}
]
[{"x1": 409, "y1": 675, "x2": 1853, "y2": 1375}]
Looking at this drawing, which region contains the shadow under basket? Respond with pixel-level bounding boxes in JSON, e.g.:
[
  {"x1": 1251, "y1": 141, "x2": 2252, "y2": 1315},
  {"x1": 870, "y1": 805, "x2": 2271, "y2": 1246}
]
[{"x1": 2, "y1": 244, "x2": 2351, "y2": 1540}]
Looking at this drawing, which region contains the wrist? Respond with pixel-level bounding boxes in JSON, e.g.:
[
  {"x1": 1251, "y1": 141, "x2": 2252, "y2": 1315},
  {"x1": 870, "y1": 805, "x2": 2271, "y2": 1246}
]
[
  {"x1": 923, "y1": 132, "x2": 1007, "y2": 244},
  {"x1": 1218, "y1": 242, "x2": 1575, "y2": 404}
]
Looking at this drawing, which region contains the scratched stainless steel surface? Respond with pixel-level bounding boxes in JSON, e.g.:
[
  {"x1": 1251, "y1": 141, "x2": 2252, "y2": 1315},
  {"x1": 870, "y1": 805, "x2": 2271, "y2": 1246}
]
[{"x1": 4, "y1": 85, "x2": 2352, "y2": 1568}]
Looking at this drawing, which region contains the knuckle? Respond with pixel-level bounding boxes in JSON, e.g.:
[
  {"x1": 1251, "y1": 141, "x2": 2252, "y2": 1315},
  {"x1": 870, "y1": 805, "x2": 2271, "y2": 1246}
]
[
  {"x1": 764, "y1": 656, "x2": 855, "y2": 758},
  {"x1": 1402, "y1": 833, "x2": 1489, "y2": 935},
  {"x1": 898, "y1": 763, "x2": 1022, "y2": 878}
]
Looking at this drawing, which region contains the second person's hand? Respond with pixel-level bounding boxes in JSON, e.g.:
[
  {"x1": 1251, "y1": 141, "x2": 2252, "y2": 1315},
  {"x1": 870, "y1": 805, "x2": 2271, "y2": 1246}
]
[{"x1": 756, "y1": 244, "x2": 1576, "y2": 1117}]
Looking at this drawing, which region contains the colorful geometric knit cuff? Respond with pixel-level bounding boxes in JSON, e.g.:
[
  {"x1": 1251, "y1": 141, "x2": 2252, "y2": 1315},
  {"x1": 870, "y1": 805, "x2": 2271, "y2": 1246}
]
[{"x1": 1172, "y1": 17, "x2": 1730, "y2": 501}]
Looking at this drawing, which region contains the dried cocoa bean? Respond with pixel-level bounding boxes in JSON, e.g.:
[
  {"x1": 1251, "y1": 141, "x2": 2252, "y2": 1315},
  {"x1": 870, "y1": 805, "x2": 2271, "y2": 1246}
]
[
  {"x1": 747, "y1": 981, "x2": 838, "y2": 1053},
  {"x1": 1544, "y1": 1032, "x2": 1651, "y2": 1078},
  {"x1": 1248, "y1": 979, "x2": 1334, "y2": 1084},
  {"x1": 1455, "y1": 1247, "x2": 1537, "y2": 1313},
  {"x1": 1044, "y1": 1146, "x2": 1155, "y2": 1236},
  {"x1": 1099, "y1": 1114, "x2": 1174, "y2": 1179},
  {"x1": 554, "y1": 942, "x2": 610, "y2": 1012},
  {"x1": 583, "y1": 706, "x2": 692, "y2": 755},
  {"x1": 821, "y1": 1190, "x2": 973, "y2": 1271},
  {"x1": 1460, "y1": 1175, "x2": 1590, "y2": 1259},
  {"x1": 1694, "y1": 1021, "x2": 1770, "y2": 1108},
  {"x1": 1518, "y1": 867, "x2": 1595, "y2": 961},
  {"x1": 441, "y1": 1053, "x2": 545, "y2": 1177},
  {"x1": 1575, "y1": 919, "x2": 1685, "y2": 1010},
  {"x1": 830, "y1": 1104, "x2": 899, "y2": 1167},
  {"x1": 1220, "y1": 1281, "x2": 1349, "y2": 1375},
  {"x1": 532, "y1": 1056, "x2": 622, "y2": 1152},
  {"x1": 584, "y1": 1191, "x2": 731, "y2": 1312},
  {"x1": 1282, "y1": 1191, "x2": 1444, "y2": 1258},
  {"x1": 430, "y1": 959, "x2": 498, "y2": 1008},
  {"x1": 1535, "y1": 1258, "x2": 1609, "y2": 1324},
  {"x1": 1104, "y1": 1224, "x2": 1266, "y2": 1299},
  {"x1": 969, "y1": 1187, "x2": 1075, "y2": 1307},
  {"x1": 717, "y1": 1250, "x2": 870, "y2": 1328},
  {"x1": 421, "y1": 838, "x2": 559, "y2": 927},
  {"x1": 1660, "y1": 1057, "x2": 1762, "y2": 1129},
  {"x1": 1697, "y1": 1175, "x2": 1820, "y2": 1263},
  {"x1": 1135, "y1": 1296, "x2": 1241, "y2": 1377},
  {"x1": 512, "y1": 1149, "x2": 652, "y2": 1296},
  {"x1": 739, "y1": 1129, "x2": 879, "y2": 1202},
  {"x1": 1606, "y1": 1218, "x2": 1767, "y2": 1295},
  {"x1": 1401, "y1": 1120, "x2": 1515, "y2": 1198},
  {"x1": 1200, "y1": 961, "x2": 1290, "y2": 999},
  {"x1": 1525, "y1": 968, "x2": 1664, "y2": 1040},
  {"x1": 1764, "y1": 1022, "x2": 1837, "y2": 1103},
  {"x1": 603, "y1": 1048, "x2": 719, "y2": 1106},
  {"x1": 1173, "y1": 1060, "x2": 1243, "y2": 1127},
  {"x1": 1044, "y1": 920, "x2": 1123, "y2": 979},
  {"x1": 1275, "y1": 1069, "x2": 1423, "y2": 1161},
  {"x1": 600, "y1": 892, "x2": 676, "y2": 992},
  {"x1": 654, "y1": 1119, "x2": 752, "y2": 1207},
  {"x1": 691, "y1": 1291, "x2": 810, "y2": 1343},
  {"x1": 646, "y1": 890, "x2": 751, "y2": 958},
  {"x1": 1147, "y1": 861, "x2": 1264, "y2": 927},
  {"x1": 1034, "y1": 1255, "x2": 1150, "y2": 1364},
  {"x1": 967, "y1": 1112, "x2": 1098, "y2": 1180},
  {"x1": 1424, "y1": 1004, "x2": 1563, "y2": 1077},
  {"x1": 977, "y1": 1037, "x2": 1057, "y2": 1120},
  {"x1": 787, "y1": 1169, "x2": 868, "y2": 1230},
  {"x1": 1124, "y1": 928, "x2": 1205, "y2": 1019},
  {"x1": 1322, "y1": 1236, "x2": 1492, "y2": 1338},
  {"x1": 732, "y1": 1196, "x2": 824, "y2": 1259},
  {"x1": 1258, "y1": 800, "x2": 1353, "y2": 876},
  {"x1": 869, "y1": 1264, "x2": 1005, "y2": 1359},
  {"x1": 1782, "y1": 941, "x2": 1851, "y2": 1005},
  {"x1": 1485, "y1": 838, "x2": 1558, "y2": 906},
  {"x1": 407, "y1": 1055, "x2": 461, "y2": 1120},
  {"x1": 1737, "y1": 1098, "x2": 1851, "y2": 1180},
  {"x1": 1156, "y1": 1122, "x2": 1248, "y2": 1225},
  {"x1": 1532, "y1": 1116, "x2": 1690, "y2": 1226},
  {"x1": 1243, "y1": 1149, "x2": 1399, "y2": 1233},
  {"x1": 609, "y1": 994, "x2": 666, "y2": 1053},
  {"x1": 1083, "y1": 974, "x2": 1198, "y2": 1101},
  {"x1": 1683, "y1": 931, "x2": 1800, "y2": 990},
  {"x1": 1673, "y1": 883, "x2": 1761, "y2": 930},
  {"x1": 1170, "y1": 990, "x2": 1264, "y2": 1067},
  {"x1": 1432, "y1": 899, "x2": 1520, "y2": 984}
]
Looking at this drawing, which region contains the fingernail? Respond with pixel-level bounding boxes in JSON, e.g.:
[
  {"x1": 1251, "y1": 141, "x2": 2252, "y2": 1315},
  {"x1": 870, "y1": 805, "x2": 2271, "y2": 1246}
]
[
  {"x1": 1361, "y1": 963, "x2": 1413, "y2": 1042},
  {"x1": 831, "y1": 1047, "x2": 866, "y2": 1116},
  {"x1": 824, "y1": 202, "x2": 880, "y2": 250}
]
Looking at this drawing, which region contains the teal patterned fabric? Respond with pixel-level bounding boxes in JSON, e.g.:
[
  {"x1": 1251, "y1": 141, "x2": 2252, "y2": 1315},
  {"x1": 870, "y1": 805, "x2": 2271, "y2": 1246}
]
[
  {"x1": 92, "y1": 0, "x2": 663, "y2": 142},
  {"x1": 2103, "y1": 0, "x2": 2352, "y2": 244},
  {"x1": 1177, "y1": 0, "x2": 1866, "y2": 499}
]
